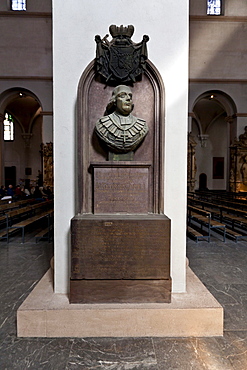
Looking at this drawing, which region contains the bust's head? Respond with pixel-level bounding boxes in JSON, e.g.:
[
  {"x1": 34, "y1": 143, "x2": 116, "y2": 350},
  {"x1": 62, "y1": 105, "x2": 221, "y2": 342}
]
[{"x1": 106, "y1": 85, "x2": 134, "y2": 115}]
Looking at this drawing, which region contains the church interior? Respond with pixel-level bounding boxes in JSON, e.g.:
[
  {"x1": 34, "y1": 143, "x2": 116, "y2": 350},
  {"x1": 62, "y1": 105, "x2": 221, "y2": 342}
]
[{"x1": 0, "y1": 0, "x2": 247, "y2": 368}]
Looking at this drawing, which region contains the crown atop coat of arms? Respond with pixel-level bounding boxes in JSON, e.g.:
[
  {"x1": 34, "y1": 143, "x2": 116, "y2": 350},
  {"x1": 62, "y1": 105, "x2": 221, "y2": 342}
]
[
  {"x1": 109, "y1": 25, "x2": 134, "y2": 38},
  {"x1": 95, "y1": 25, "x2": 149, "y2": 84}
]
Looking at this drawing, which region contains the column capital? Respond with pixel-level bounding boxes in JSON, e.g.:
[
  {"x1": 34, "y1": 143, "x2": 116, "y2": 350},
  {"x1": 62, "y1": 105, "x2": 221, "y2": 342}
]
[
  {"x1": 22, "y1": 133, "x2": 33, "y2": 148},
  {"x1": 198, "y1": 134, "x2": 209, "y2": 148}
]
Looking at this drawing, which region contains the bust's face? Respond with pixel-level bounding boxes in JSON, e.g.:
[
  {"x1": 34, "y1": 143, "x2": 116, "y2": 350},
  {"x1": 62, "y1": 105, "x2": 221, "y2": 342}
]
[{"x1": 115, "y1": 87, "x2": 133, "y2": 116}]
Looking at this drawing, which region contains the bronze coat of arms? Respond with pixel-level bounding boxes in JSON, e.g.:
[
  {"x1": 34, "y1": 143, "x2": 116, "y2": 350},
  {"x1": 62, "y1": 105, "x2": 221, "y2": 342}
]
[{"x1": 95, "y1": 25, "x2": 149, "y2": 84}]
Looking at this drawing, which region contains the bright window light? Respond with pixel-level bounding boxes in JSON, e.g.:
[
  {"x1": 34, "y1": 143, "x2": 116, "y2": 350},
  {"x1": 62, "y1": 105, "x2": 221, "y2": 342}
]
[
  {"x1": 4, "y1": 113, "x2": 14, "y2": 141},
  {"x1": 207, "y1": 0, "x2": 222, "y2": 15},
  {"x1": 11, "y1": 0, "x2": 26, "y2": 11}
]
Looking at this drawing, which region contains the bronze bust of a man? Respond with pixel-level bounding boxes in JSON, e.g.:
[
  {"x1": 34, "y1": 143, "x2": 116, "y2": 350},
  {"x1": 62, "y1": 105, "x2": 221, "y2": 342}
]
[{"x1": 95, "y1": 85, "x2": 148, "y2": 153}]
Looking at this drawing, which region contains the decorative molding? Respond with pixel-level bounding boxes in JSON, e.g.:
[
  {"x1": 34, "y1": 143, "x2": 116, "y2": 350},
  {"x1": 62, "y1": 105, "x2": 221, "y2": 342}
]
[
  {"x1": 0, "y1": 11, "x2": 51, "y2": 18},
  {"x1": 236, "y1": 113, "x2": 247, "y2": 118},
  {"x1": 40, "y1": 111, "x2": 53, "y2": 116},
  {"x1": 198, "y1": 134, "x2": 209, "y2": 148},
  {"x1": 21, "y1": 133, "x2": 33, "y2": 148},
  {"x1": 190, "y1": 15, "x2": 247, "y2": 23},
  {"x1": 189, "y1": 78, "x2": 247, "y2": 84},
  {"x1": 0, "y1": 76, "x2": 52, "y2": 81},
  {"x1": 2, "y1": 12, "x2": 245, "y2": 22},
  {"x1": 225, "y1": 116, "x2": 235, "y2": 124}
]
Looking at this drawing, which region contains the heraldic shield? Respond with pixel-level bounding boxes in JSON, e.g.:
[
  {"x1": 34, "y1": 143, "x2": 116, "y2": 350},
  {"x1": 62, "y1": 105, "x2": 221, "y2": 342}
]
[
  {"x1": 109, "y1": 44, "x2": 143, "y2": 81},
  {"x1": 95, "y1": 25, "x2": 149, "y2": 84}
]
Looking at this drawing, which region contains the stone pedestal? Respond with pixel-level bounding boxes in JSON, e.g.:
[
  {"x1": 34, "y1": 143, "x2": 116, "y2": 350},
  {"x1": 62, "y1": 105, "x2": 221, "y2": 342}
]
[{"x1": 17, "y1": 267, "x2": 224, "y2": 338}]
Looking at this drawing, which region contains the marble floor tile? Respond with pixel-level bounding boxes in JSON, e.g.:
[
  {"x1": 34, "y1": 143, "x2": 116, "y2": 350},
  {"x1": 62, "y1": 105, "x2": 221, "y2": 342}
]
[
  {"x1": 0, "y1": 232, "x2": 247, "y2": 369},
  {"x1": 67, "y1": 338, "x2": 158, "y2": 369},
  {"x1": 213, "y1": 331, "x2": 247, "y2": 370},
  {"x1": 0, "y1": 337, "x2": 72, "y2": 370},
  {"x1": 153, "y1": 337, "x2": 233, "y2": 370}
]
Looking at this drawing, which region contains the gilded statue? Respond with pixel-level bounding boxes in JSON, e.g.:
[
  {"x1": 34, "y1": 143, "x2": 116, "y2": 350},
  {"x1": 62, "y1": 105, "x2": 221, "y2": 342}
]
[
  {"x1": 239, "y1": 126, "x2": 247, "y2": 147},
  {"x1": 240, "y1": 154, "x2": 247, "y2": 183},
  {"x1": 95, "y1": 85, "x2": 148, "y2": 153}
]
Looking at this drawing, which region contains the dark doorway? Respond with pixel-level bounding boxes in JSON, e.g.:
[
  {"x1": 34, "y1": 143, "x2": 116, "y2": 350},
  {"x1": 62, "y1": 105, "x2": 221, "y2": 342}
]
[
  {"x1": 199, "y1": 173, "x2": 207, "y2": 191},
  {"x1": 5, "y1": 166, "x2": 16, "y2": 187},
  {"x1": 213, "y1": 157, "x2": 224, "y2": 179}
]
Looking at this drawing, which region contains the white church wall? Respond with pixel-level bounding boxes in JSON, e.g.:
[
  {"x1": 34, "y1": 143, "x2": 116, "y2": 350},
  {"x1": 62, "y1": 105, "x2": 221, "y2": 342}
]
[
  {"x1": 226, "y1": 0, "x2": 247, "y2": 16},
  {"x1": 0, "y1": 3, "x2": 53, "y2": 157},
  {"x1": 4, "y1": 123, "x2": 22, "y2": 185},
  {"x1": 0, "y1": 1, "x2": 52, "y2": 12},
  {"x1": 189, "y1": 82, "x2": 247, "y2": 144},
  {"x1": 0, "y1": 80, "x2": 53, "y2": 116},
  {"x1": 24, "y1": 0, "x2": 52, "y2": 12},
  {"x1": 30, "y1": 116, "x2": 43, "y2": 180},
  {"x1": 42, "y1": 115, "x2": 53, "y2": 143},
  {"x1": 190, "y1": 0, "x2": 247, "y2": 16},
  {"x1": 190, "y1": 21, "x2": 247, "y2": 80},
  {"x1": 189, "y1": 83, "x2": 247, "y2": 113},
  {"x1": 0, "y1": 80, "x2": 53, "y2": 185},
  {"x1": 2, "y1": 105, "x2": 46, "y2": 186},
  {"x1": 0, "y1": 18, "x2": 52, "y2": 77},
  {"x1": 189, "y1": 0, "x2": 247, "y2": 141},
  {"x1": 53, "y1": 0, "x2": 189, "y2": 294},
  {"x1": 193, "y1": 117, "x2": 228, "y2": 191}
]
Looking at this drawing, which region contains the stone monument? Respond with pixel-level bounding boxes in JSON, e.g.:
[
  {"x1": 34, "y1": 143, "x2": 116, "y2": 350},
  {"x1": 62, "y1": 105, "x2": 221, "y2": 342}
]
[{"x1": 70, "y1": 25, "x2": 171, "y2": 303}]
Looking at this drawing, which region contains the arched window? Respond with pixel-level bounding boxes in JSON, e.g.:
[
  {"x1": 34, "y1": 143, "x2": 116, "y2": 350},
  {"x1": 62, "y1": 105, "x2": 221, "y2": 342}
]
[
  {"x1": 207, "y1": 0, "x2": 222, "y2": 15},
  {"x1": 3, "y1": 113, "x2": 14, "y2": 141},
  {"x1": 11, "y1": 0, "x2": 26, "y2": 11}
]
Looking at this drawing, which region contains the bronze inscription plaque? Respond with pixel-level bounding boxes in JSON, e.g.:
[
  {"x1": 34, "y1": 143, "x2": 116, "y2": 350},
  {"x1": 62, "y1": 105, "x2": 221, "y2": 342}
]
[
  {"x1": 93, "y1": 166, "x2": 150, "y2": 214},
  {"x1": 71, "y1": 215, "x2": 170, "y2": 280}
]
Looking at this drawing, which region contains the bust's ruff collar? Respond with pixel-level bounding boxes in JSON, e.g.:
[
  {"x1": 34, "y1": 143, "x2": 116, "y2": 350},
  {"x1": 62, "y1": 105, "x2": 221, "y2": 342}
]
[{"x1": 110, "y1": 112, "x2": 138, "y2": 130}]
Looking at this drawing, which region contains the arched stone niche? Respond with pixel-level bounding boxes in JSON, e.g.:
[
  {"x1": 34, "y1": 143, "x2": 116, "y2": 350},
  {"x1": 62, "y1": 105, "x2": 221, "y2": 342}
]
[
  {"x1": 70, "y1": 58, "x2": 171, "y2": 304},
  {"x1": 76, "y1": 59, "x2": 165, "y2": 215}
]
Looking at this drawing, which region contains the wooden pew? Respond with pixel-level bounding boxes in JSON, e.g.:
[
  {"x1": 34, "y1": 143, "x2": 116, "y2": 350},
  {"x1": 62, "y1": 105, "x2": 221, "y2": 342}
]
[
  {"x1": 188, "y1": 192, "x2": 247, "y2": 241},
  {"x1": 2, "y1": 201, "x2": 53, "y2": 243},
  {"x1": 35, "y1": 211, "x2": 54, "y2": 243},
  {"x1": 187, "y1": 205, "x2": 226, "y2": 242}
]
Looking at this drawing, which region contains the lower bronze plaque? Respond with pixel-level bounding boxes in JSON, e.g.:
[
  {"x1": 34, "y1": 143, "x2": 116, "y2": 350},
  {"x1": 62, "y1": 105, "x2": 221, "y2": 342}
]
[
  {"x1": 71, "y1": 214, "x2": 170, "y2": 279},
  {"x1": 70, "y1": 214, "x2": 171, "y2": 303}
]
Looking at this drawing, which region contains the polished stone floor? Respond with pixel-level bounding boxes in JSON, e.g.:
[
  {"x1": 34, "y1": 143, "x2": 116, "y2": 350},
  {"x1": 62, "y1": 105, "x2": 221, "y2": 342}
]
[{"x1": 0, "y1": 231, "x2": 247, "y2": 369}]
